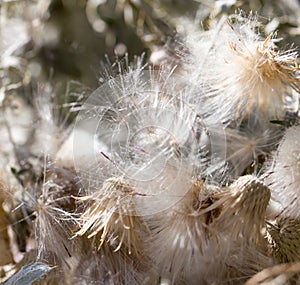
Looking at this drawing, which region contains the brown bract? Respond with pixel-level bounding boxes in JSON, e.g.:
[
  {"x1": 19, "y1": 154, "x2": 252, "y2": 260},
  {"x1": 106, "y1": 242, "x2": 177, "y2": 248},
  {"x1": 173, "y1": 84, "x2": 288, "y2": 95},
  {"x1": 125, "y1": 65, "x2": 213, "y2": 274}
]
[
  {"x1": 75, "y1": 178, "x2": 147, "y2": 259},
  {"x1": 199, "y1": 175, "x2": 271, "y2": 243},
  {"x1": 267, "y1": 217, "x2": 300, "y2": 263}
]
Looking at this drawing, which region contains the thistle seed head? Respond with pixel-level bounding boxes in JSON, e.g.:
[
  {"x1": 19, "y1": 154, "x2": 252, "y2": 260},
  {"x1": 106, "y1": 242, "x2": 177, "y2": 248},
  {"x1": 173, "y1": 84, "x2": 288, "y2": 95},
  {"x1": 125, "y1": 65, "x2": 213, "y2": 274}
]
[
  {"x1": 185, "y1": 14, "x2": 300, "y2": 123},
  {"x1": 145, "y1": 181, "x2": 231, "y2": 284},
  {"x1": 35, "y1": 165, "x2": 80, "y2": 266},
  {"x1": 267, "y1": 217, "x2": 300, "y2": 263},
  {"x1": 207, "y1": 175, "x2": 271, "y2": 243},
  {"x1": 75, "y1": 177, "x2": 147, "y2": 258}
]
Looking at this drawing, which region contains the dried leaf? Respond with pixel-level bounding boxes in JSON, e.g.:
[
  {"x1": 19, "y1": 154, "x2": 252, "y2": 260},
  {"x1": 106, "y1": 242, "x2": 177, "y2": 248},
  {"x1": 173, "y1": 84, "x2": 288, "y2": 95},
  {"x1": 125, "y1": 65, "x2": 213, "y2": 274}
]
[{"x1": 2, "y1": 262, "x2": 53, "y2": 285}]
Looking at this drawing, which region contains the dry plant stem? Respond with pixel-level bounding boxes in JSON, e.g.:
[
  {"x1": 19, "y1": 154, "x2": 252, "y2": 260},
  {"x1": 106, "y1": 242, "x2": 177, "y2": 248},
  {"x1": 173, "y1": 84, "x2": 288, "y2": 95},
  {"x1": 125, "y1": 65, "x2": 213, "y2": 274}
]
[
  {"x1": 244, "y1": 262, "x2": 300, "y2": 285},
  {"x1": 0, "y1": 178, "x2": 13, "y2": 265}
]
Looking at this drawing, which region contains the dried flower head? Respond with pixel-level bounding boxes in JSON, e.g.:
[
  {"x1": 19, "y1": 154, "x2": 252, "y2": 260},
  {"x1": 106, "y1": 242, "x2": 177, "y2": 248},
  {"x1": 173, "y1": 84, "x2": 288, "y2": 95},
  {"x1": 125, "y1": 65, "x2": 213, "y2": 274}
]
[
  {"x1": 225, "y1": 30, "x2": 299, "y2": 117},
  {"x1": 75, "y1": 177, "x2": 147, "y2": 259},
  {"x1": 146, "y1": 181, "x2": 230, "y2": 284},
  {"x1": 72, "y1": 66, "x2": 226, "y2": 216},
  {"x1": 34, "y1": 164, "x2": 80, "y2": 267},
  {"x1": 185, "y1": 14, "x2": 300, "y2": 122},
  {"x1": 267, "y1": 217, "x2": 300, "y2": 263},
  {"x1": 201, "y1": 175, "x2": 271, "y2": 243}
]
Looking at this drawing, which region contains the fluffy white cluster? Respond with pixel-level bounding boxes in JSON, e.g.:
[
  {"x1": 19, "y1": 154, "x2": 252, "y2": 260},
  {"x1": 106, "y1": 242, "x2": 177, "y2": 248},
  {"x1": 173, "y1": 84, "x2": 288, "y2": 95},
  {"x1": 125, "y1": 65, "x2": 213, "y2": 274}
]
[
  {"x1": 266, "y1": 126, "x2": 300, "y2": 219},
  {"x1": 1, "y1": 11, "x2": 300, "y2": 285},
  {"x1": 185, "y1": 14, "x2": 300, "y2": 124}
]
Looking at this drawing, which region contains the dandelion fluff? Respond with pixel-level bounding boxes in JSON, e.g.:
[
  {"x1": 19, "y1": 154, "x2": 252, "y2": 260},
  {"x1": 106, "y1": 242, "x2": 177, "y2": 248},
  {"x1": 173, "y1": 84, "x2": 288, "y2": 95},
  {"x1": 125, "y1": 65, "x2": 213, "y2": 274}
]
[
  {"x1": 225, "y1": 242, "x2": 274, "y2": 283},
  {"x1": 30, "y1": 83, "x2": 73, "y2": 158}
]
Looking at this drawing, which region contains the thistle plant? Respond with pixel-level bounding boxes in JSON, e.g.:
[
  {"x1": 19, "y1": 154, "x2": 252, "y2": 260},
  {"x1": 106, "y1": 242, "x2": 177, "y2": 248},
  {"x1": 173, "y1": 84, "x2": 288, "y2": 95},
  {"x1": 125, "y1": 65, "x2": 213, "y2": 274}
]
[
  {"x1": 184, "y1": 13, "x2": 300, "y2": 124},
  {"x1": 1, "y1": 1, "x2": 300, "y2": 285}
]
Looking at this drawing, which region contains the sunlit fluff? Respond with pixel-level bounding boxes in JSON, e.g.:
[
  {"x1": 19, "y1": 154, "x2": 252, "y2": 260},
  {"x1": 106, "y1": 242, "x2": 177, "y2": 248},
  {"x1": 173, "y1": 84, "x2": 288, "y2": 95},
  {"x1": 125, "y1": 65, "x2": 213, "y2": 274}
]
[
  {"x1": 34, "y1": 165, "x2": 80, "y2": 266},
  {"x1": 75, "y1": 177, "x2": 147, "y2": 258},
  {"x1": 185, "y1": 15, "x2": 300, "y2": 122},
  {"x1": 71, "y1": 245, "x2": 150, "y2": 285},
  {"x1": 146, "y1": 181, "x2": 231, "y2": 284},
  {"x1": 72, "y1": 67, "x2": 215, "y2": 216},
  {"x1": 225, "y1": 242, "x2": 273, "y2": 283},
  {"x1": 225, "y1": 120, "x2": 283, "y2": 178},
  {"x1": 265, "y1": 125, "x2": 300, "y2": 219}
]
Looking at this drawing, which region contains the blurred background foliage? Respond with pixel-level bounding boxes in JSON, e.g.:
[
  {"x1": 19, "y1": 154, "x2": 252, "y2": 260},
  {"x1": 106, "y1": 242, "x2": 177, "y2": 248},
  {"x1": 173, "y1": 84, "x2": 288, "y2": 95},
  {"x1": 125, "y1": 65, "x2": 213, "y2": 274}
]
[{"x1": 1, "y1": 0, "x2": 300, "y2": 94}]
